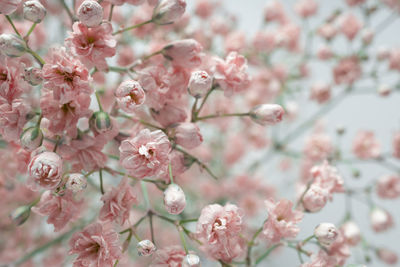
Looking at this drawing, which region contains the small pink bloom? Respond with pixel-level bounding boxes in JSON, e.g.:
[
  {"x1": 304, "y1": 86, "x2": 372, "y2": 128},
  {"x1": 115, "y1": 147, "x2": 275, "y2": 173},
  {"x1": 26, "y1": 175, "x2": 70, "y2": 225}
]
[
  {"x1": 389, "y1": 48, "x2": 400, "y2": 72},
  {"x1": 262, "y1": 198, "x2": 303, "y2": 243},
  {"x1": 0, "y1": 56, "x2": 29, "y2": 103},
  {"x1": 69, "y1": 222, "x2": 122, "y2": 267},
  {"x1": 377, "y1": 248, "x2": 398, "y2": 265},
  {"x1": 341, "y1": 221, "x2": 361, "y2": 246},
  {"x1": 99, "y1": 178, "x2": 138, "y2": 225},
  {"x1": 303, "y1": 133, "x2": 333, "y2": 161},
  {"x1": 0, "y1": 0, "x2": 21, "y2": 15},
  {"x1": 0, "y1": 98, "x2": 29, "y2": 142},
  {"x1": 295, "y1": 0, "x2": 318, "y2": 18},
  {"x1": 163, "y1": 183, "x2": 186, "y2": 215},
  {"x1": 42, "y1": 47, "x2": 92, "y2": 105},
  {"x1": 346, "y1": 0, "x2": 366, "y2": 5},
  {"x1": 361, "y1": 28, "x2": 374, "y2": 44},
  {"x1": 151, "y1": 103, "x2": 187, "y2": 127},
  {"x1": 252, "y1": 30, "x2": 276, "y2": 53},
  {"x1": 196, "y1": 203, "x2": 245, "y2": 262},
  {"x1": 214, "y1": 51, "x2": 251, "y2": 97},
  {"x1": 119, "y1": 129, "x2": 171, "y2": 179},
  {"x1": 163, "y1": 39, "x2": 203, "y2": 69},
  {"x1": 195, "y1": 0, "x2": 214, "y2": 18},
  {"x1": 77, "y1": 0, "x2": 104, "y2": 28},
  {"x1": 27, "y1": 151, "x2": 63, "y2": 191},
  {"x1": 263, "y1": 1, "x2": 287, "y2": 24},
  {"x1": 333, "y1": 56, "x2": 361, "y2": 85},
  {"x1": 67, "y1": 22, "x2": 116, "y2": 71},
  {"x1": 314, "y1": 223, "x2": 338, "y2": 247},
  {"x1": 352, "y1": 130, "x2": 381, "y2": 159},
  {"x1": 224, "y1": 31, "x2": 246, "y2": 53},
  {"x1": 317, "y1": 45, "x2": 333, "y2": 60},
  {"x1": 188, "y1": 70, "x2": 212, "y2": 98},
  {"x1": 137, "y1": 240, "x2": 156, "y2": 256},
  {"x1": 169, "y1": 122, "x2": 203, "y2": 149},
  {"x1": 32, "y1": 190, "x2": 83, "y2": 231},
  {"x1": 310, "y1": 160, "x2": 344, "y2": 196},
  {"x1": 115, "y1": 80, "x2": 146, "y2": 113},
  {"x1": 152, "y1": 0, "x2": 187, "y2": 25},
  {"x1": 301, "y1": 250, "x2": 337, "y2": 267},
  {"x1": 302, "y1": 184, "x2": 329, "y2": 212},
  {"x1": 326, "y1": 231, "x2": 351, "y2": 266},
  {"x1": 310, "y1": 82, "x2": 331, "y2": 104},
  {"x1": 370, "y1": 208, "x2": 394, "y2": 232},
  {"x1": 150, "y1": 245, "x2": 185, "y2": 266},
  {"x1": 249, "y1": 104, "x2": 284, "y2": 126},
  {"x1": 376, "y1": 174, "x2": 400, "y2": 199},
  {"x1": 317, "y1": 23, "x2": 337, "y2": 40},
  {"x1": 339, "y1": 14, "x2": 362, "y2": 40}
]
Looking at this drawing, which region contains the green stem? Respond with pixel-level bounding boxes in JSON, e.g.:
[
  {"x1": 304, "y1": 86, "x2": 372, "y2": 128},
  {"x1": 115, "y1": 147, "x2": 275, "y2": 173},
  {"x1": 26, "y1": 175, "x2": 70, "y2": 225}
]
[
  {"x1": 195, "y1": 112, "x2": 249, "y2": 121},
  {"x1": 60, "y1": 0, "x2": 77, "y2": 23},
  {"x1": 148, "y1": 212, "x2": 155, "y2": 244},
  {"x1": 27, "y1": 49, "x2": 45, "y2": 67},
  {"x1": 255, "y1": 243, "x2": 283, "y2": 265},
  {"x1": 112, "y1": 19, "x2": 153, "y2": 35},
  {"x1": 99, "y1": 169, "x2": 104, "y2": 194},
  {"x1": 24, "y1": 23, "x2": 37, "y2": 40},
  {"x1": 246, "y1": 226, "x2": 264, "y2": 266},
  {"x1": 95, "y1": 91, "x2": 103, "y2": 111},
  {"x1": 178, "y1": 225, "x2": 189, "y2": 254},
  {"x1": 5, "y1": 15, "x2": 21, "y2": 37},
  {"x1": 168, "y1": 163, "x2": 174, "y2": 184},
  {"x1": 193, "y1": 86, "x2": 216, "y2": 121},
  {"x1": 108, "y1": 4, "x2": 114, "y2": 21}
]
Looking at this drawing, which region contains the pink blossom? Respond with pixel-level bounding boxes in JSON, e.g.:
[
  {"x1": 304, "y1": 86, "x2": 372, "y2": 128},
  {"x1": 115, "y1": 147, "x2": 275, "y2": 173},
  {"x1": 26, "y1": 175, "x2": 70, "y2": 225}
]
[
  {"x1": 196, "y1": 203, "x2": 245, "y2": 262},
  {"x1": 169, "y1": 122, "x2": 203, "y2": 149},
  {"x1": 42, "y1": 47, "x2": 92, "y2": 105},
  {"x1": 0, "y1": 0, "x2": 21, "y2": 15},
  {"x1": 389, "y1": 48, "x2": 400, "y2": 72},
  {"x1": 67, "y1": 22, "x2": 117, "y2": 71},
  {"x1": 115, "y1": 80, "x2": 146, "y2": 113},
  {"x1": 310, "y1": 160, "x2": 344, "y2": 197},
  {"x1": 151, "y1": 103, "x2": 187, "y2": 127},
  {"x1": 333, "y1": 56, "x2": 361, "y2": 85},
  {"x1": 27, "y1": 151, "x2": 63, "y2": 191},
  {"x1": 262, "y1": 198, "x2": 303, "y2": 243},
  {"x1": 195, "y1": 0, "x2": 214, "y2": 18},
  {"x1": 326, "y1": 231, "x2": 351, "y2": 266},
  {"x1": 302, "y1": 184, "x2": 329, "y2": 212},
  {"x1": 303, "y1": 133, "x2": 333, "y2": 161},
  {"x1": 32, "y1": 190, "x2": 83, "y2": 231},
  {"x1": 301, "y1": 250, "x2": 337, "y2": 267},
  {"x1": 295, "y1": 0, "x2": 318, "y2": 18},
  {"x1": 249, "y1": 104, "x2": 285, "y2": 126},
  {"x1": 0, "y1": 98, "x2": 29, "y2": 142},
  {"x1": 188, "y1": 70, "x2": 212, "y2": 98},
  {"x1": 152, "y1": 0, "x2": 187, "y2": 25},
  {"x1": 214, "y1": 52, "x2": 251, "y2": 97},
  {"x1": 252, "y1": 30, "x2": 276, "y2": 53},
  {"x1": 352, "y1": 130, "x2": 381, "y2": 159},
  {"x1": 99, "y1": 178, "x2": 138, "y2": 225},
  {"x1": 346, "y1": 0, "x2": 366, "y2": 5},
  {"x1": 77, "y1": 0, "x2": 103, "y2": 28},
  {"x1": 163, "y1": 39, "x2": 203, "y2": 69},
  {"x1": 163, "y1": 183, "x2": 186, "y2": 215},
  {"x1": 370, "y1": 208, "x2": 394, "y2": 232},
  {"x1": 317, "y1": 23, "x2": 337, "y2": 40},
  {"x1": 69, "y1": 222, "x2": 122, "y2": 267},
  {"x1": 377, "y1": 248, "x2": 398, "y2": 265},
  {"x1": 119, "y1": 129, "x2": 171, "y2": 179},
  {"x1": 150, "y1": 245, "x2": 186, "y2": 267},
  {"x1": 339, "y1": 14, "x2": 362, "y2": 40},
  {"x1": 376, "y1": 174, "x2": 400, "y2": 199},
  {"x1": 263, "y1": 1, "x2": 287, "y2": 24},
  {"x1": 317, "y1": 45, "x2": 333, "y2": 60},
  {"x1": 0, "y1": 56, "x2": 28, "y2": 103},
  {"x1": 341, "y1": 221, "x2": 361, "y2": 246},
  {"x1": 310, "y1": 82, "x2": 331, "y2": 104}
]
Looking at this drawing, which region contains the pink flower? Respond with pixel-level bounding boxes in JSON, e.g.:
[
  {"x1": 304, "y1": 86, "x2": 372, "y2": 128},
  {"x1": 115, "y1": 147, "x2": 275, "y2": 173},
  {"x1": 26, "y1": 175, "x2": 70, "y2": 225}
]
[
  {"x1": 339, "y1": 14, "x2": 362, "y2": 40},
  {"x1": 151, "y1": 103, "x2": 187, "y2": 127},
  {"x1": 302, "y1": 184, "x2": 329, "y2": 212},
  {"x1": 119, "y1": 129, "x2": 171, "y2": 179},
  {"x1": 310, "y1": 161, "x2": 344, "y2": 197},
  {"x1": 346, "y1": 0, "x2": 366, "y2": 5},
  {"x1": 188, "y1": 70, "x2": 212, "y2": 98},
  {"x1": 67, "y1": 22, "x2": 117, "y2": 71},
  {"x1": 249, "y1": 104, "x2": 285, "y2": 126},
  {"x1": 317, "y1": 45, "x2": 333, "y2": 60},
  {"x1": 214, "y1": 51, "x2": 251, "y2": 97},
  {"x1": 168, "y1": 122, "x2": 203, "y2": 149},
  {"x1": 377, "y1": 248, "x2": 398, "y2": 265},
  {"x1": 295, "y1": 0, "x2": 318, "y2": 18},
  {"x1": 195, "y1": 0, "x2": 214, "y2": 18},
  {"x1": 163, "y1": 39, "x2": 203, "y2": 69},
  {"x1": 150, "y1": 245, "x2": 186, "y2": 266},
  {"x1": 263, "y1": 1, "x2": 287, "y2": 24},
  {"x1": 303, "y1": 133, "x2": 333, "y2": 161},
  {"x1": 389, "y1": 48, "x2": 400, "y2": 72},
  {"x1": 262, "y1": 198, "x2": 303, "y2": 243},
  {"x1": 27, "y1": 151, "x2": 63, "y2": 191},
  {"x1": 163, "y1": 183, "x2": 186, "y2": 215},
  {"x1": 32, "y1": 190, "x2": 83, "y2": 231},
  {"x1": 196, "y1": 203, "x2": 245, "y2": 262},
  {"x1": 252, "y1": 30, "x2": 276, "y2": 53},
  {"x1": 152, "y1": 0, "x2": 187, "y2": 25},
  {"x1": 42, "y1": 47, "x2": 92, "y2": 105},
  {"x1": 58, "y1": 134, "x2": 107, "y2": 172},
  {"x1": 77, "y1": 0, "x2": 104, "y2": 28},
  {"x1": 69, "y1": 222, "x2": 122, "y2": 267},
  {"x1": 40, "y1": 89, "x2": 92, "y2": 137},
  {"x1": 326, "y1": 231, "x2": 350, "y2": 266},
  {"x1": 333, "y1": 56, "x2": 361, "y2": 85},
  {"x1": 393, "y1": 132, "x2": 400, "y2": 158},
  {"x1": 0, "y1": 98, "x2": 29, "y2": 142},
  {"x1": 370, "y1": 208, "x2": 394, "y2": 232},
  {"x1": 0, "y1": 0, "x2": 21, "y2": 15},
  {"x1": 352, "y1": 130, "x2": 381, "y2": 159},
  {"x1": 115, "y1": 80, "x2": 146, "y2": 113},
  {"x1": 341, "y1": 221, "x2": 361, "y2": 246},
  {"x1": 376, "y1": 174, "x2": 400, "y2": 199},
  {"x1": 317, "y1": 23, "x2": 337, "y2": 40},
  {"x1": 301, "y1": 250, "x2": 337, "y2": 267},
  {"x1": 0, "y1": 56, "x2": 28, "y2": 103},
  {"x1": 310, "y1": 82, "x2": 331, "y2": 104},
  {"x1": 99, "y1": 178, "x2": 138, "y2": 225}
]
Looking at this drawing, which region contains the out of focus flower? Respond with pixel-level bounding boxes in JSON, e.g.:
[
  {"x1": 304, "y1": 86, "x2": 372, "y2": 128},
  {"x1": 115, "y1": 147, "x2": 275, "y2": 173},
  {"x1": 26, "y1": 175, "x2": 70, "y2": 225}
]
[
  {"x1": 168, "y1": 122, "x2": 203, "y2": 149},
  {"x1": 0, "y1": 0, "x2": 21, "y2": 15},
  {"x1": 376, "y1": 248, "x2": 398, "y2": 265},
  {"x1": 352, "y1": 130, "x2": 381, "y2": 159},
  {"x1": 150, "y1": 246, "x2": 185, "y2": 266},
  {"x1": 333, "y1": 56, "x2": 361, "y2": 85},
  {"x1": 152, "y1": 0, "x2": 187, "y2": 25},
  {"x1": 370, "y1": 208, "x2": 394, "y2": 232},
  {"x1": 163, "y1": 39, "x2": 203, "y2": 69},
  {"x1": 249, "y1": 104, "x2": 284, "y2": 126}
]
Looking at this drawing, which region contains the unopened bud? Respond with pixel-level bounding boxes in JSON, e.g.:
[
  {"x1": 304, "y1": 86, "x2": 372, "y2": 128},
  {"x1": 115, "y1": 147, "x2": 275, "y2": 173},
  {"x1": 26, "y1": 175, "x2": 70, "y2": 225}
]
[
  {"x1": 164, "y1": 183, "x2": 186, "y2": 215},
  {"x1": 0, "y1": 34, "x2": 26, "y2": 57},
  {"x1": 20, "y1": 127, "x2": 43, "y2": 151},
  {"x1": 24, "y1": 67, "x2": 43, "y2": 85},
  {"x1": 249, "y1": 104, "x2": 284, "y2": 126},
  {"x1": 168, "y1": 122, "x2": 203, "y2": 149},
  {"x1": 370, "y1": 208, "x2": 394, "y2": 232},
  {"x1": 314, "y1": 223, "x2": 338, "y2": 247},
  {"x1": 137, "y1": 239, "x2": 156, "y2": 256},
  {"x1": 10, "y1": 205, "x2": 31, "y2": 226},
  {"x1": 188, "y1": 70, "x2": 212, "y2": 98},
  {"x1": 152, "y1": 0, "x2": 187, "y2": 25},
  {"x1": 78, "y1": 0, "x2": 103, "y2": 27},
  {"x1": 90, "y1": 111, "x2": 112, "y2": 133},
  {"x1": 65, "y1": 173, "x2": 87, "y2": 193},
  {"x1": 23, "y1": 0, "x2": 46, "y2": 23},
  {"x1": 341, "y1": 221, "x2": 361, "y2": 246},
  {"x1": 182, "y1": 253, "x2": 201, "y2": 267},
  {"x1": 376, "y1": 248, "x2": 398, "y2": 265}
]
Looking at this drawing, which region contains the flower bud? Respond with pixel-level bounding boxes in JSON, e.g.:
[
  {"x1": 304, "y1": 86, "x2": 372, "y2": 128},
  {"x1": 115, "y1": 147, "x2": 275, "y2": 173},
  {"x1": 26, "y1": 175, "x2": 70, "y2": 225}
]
[
  {"x1": 90, "y1": 111, "x2": 112, "y2": 134},
  {"x1": 115, "y1": 80, "x2": 145, "y2": 113},
  {"x1": 164, "y1": 183, "x2": 186, "y2": 215},
  {"x1": 302, "y1": 184, "x2": 328, "y2": 212},
  {"x1": 249, "y1": 104, "x2": 284, "y2": 126},
  {"x1": 314, "y1": 223, "x2": 338, "y2": 247},
  {"x1": 370, "y1": 208, "x2": 394, "y2": 232},
  {"x1": 188, "y1": 70, "x2": 212, "y2": 98},
  {"x1": 168, "y1": 122, "x2": 203, "y2": 149},
  {"x1": 341, "y1": 221, "x2": 361, "y2": 246},
  {"x1": 361, "y1": 28, "x2": 374, "y2": 45},
  {"x1": 23, "y1": 0, "x2": 46, "y2": 23},
  {"x1": 378, "y1": 84, "x2": 391, "y2": 97},
  {"x1": 24, "y1": 67, "x2": 43, "y2": 85},
  {"x1": 376, "y1": 248, "x2": 398, "y2": 265},
  {"x1": 0, "y1": 34, "x2": 26, "y2": 57},
  {"x1": 77, "y1": 0, "x2": 103, "y2": 27},
  {"x1": 152, "y1": 0, "x2": 187, "y2": 25},
  {"x1": 182, "y1": 253, "x2": 201, "y2": 267},
  {"x1": 66, "y1": 173, "x2": 87, "y2": 193},
  {"x1": 10, "y1": 205, "x2": 31, "y2": 226},
  {"x1": 137, "y1": 239, "x2": 156, "y2": 256},
  {"x1": 20, "y1": 126, "x2": 43, "y2": 151},
  {"x1": 162, "y1": 39, "x2": 202, "y2": 68}
]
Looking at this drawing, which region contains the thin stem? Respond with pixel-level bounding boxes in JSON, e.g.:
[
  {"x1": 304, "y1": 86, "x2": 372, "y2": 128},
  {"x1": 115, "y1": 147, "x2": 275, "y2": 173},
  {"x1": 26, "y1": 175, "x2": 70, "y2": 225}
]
[
  {"x1": 112, "y1": 19, "x2": 153, "y2": 35},
  {"x1": 148, "y1": 212, "x2": 155, "y2": 244},
  {"x1": 195, "y1": 112, "x2": 249, "y2": 121},
  {"x1": 27, "y1": 49, "x2": 45, "y2": 67},
  {"x1": 300, "y1": 235, "x2": 315, "y2": 246},
  {"x1": 99, "y1": 169, "x2": 105, "y2": 194},
  {"x1": 255, "y1": 243, "x2": 283, "y2": 265},
  {"x1": 108, "y1": 4, "x2": 114, "y2": 21},
  {"x1": 180, "y1": 218, "x2": 198, "y2": 224},
  {"x1": 95, "y1": 91, "x2": 103, "y2": 111},
  {"x1": 24, "y1": 23, "x2": 37, "y2": 40},
  {"x1": 60, "y1": 0, "x2": 77, "y2": 23},
  {"x1": 177, "y1": 225, "x2": 189, "y2": 254},
  {"x1": 246, "y1": 226, "x2": 264, "y2": 266},
  {"x1": 5, "y1": 15, "x2": 21, "y2": 36},
  {"x1": 193, "y1": 86, "x2": 216, "y2": 120},
  {"x1": 141, "y1": 182, "x2": 150, "y2": 208},
  {"x1": 141, "y1": 49, "x2": 163, "y2": 61},
  {"x1": 168, "y1": 163, "x2": 174, "y2": 184}
]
